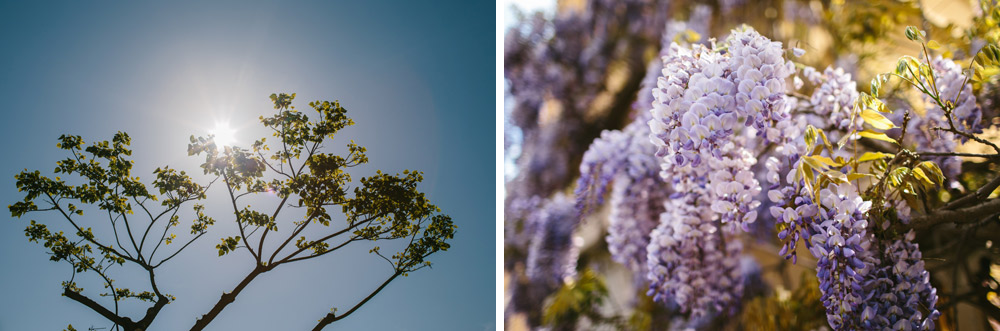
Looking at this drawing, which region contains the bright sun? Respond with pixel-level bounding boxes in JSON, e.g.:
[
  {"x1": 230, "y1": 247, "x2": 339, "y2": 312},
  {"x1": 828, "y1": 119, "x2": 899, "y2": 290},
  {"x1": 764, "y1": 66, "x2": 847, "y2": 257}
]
[{"x1": 209, "y1": 121, "x2": 236, "y2": 148}]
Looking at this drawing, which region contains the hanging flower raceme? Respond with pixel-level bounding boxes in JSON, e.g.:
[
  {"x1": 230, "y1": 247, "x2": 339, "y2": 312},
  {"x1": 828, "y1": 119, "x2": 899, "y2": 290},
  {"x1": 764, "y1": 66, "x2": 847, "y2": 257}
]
[
  {"x1": 808, "y1": 182, "x2": 875, "y2": 330},
  {"x1": 645, "y1": 26, "x2": 795, "y2": 316},
  {"x1": 576, "y1": 127, "x2": 641, "y2": 210},
  {"x1": 504, "y1": 195, "x2": 543, "y2": 251},
  {"x1": 607, "y1": 175, "x2": 665, "y2": 277},
  {"x1": 525, "y1": 193, "x2": 581, "y2": 286},
  {"x1": 860, "y1": 230, "x2": 940, "y2": 330},
  {"x1": 646, "y1": 193, "x2": 744, "y2": 319},
  {"x1": 729, "y1": 28, "x2": 796, "y2": 142},
  {"x1": 575, "y1": 115, "x2": 666, "y2": 276}
]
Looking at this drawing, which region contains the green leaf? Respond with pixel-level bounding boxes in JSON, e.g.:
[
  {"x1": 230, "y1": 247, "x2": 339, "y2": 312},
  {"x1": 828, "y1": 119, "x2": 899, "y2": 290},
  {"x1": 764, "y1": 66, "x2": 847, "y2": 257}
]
[
  {"x1": 822, "y1": 170, "x2": 849, "y2": 184},
  {"x1": 870, "y1": 74, "x2": 890, "y2": 97},
  {"x1": 889, "y1": 167, "x2": 910, "y2": 187},
  {"x1": 904, "y1": 26, "x2": 922, "y2": 41},
  {"x1": 809, "y1": 155, "x2": 842, "y2": 168},
  {"x1": 804, "y1": 126, "x2": 817, "y2": 151}
]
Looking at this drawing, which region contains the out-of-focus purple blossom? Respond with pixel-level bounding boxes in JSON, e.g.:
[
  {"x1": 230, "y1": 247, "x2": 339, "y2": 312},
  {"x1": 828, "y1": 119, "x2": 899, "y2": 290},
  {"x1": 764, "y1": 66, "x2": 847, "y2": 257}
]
[
  {"x1": 504, "y1": 195, "x2": 543, "y2": 251},
  {"x1": 783, "y1": 0, "x2": 820, "y2": 24},
  {"x1": 860, "y1": 230, "x2": 940, "y2": 330},
  {"x1": 931, "y1": 56, "x2": 982, "y2": 135},
  {"x1": 526, "y1": 193, "x2": 581, "y2": 286},
  {"x1": 898, "y1": 57, "x2": 981, "y2": 185},
  {"x1": 504, "y1": 0, "x2": 671, "y2": 202},
  {"x1": 576, "y1": 117, "x2": 662, "y2": 210},
  {"x1": 607, "y1": 175, "x2": 665, "y2": 278},
  {"x1": 719, "y1": 0, "x2": 746, "y2": 15}
]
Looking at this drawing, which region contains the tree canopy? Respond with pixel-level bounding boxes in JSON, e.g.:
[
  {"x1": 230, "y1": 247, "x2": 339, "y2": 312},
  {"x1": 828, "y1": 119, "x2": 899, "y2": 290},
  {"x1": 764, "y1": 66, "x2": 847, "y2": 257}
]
[{"x1": 10, "y1": 93, "x2": 455, "y2": 331}]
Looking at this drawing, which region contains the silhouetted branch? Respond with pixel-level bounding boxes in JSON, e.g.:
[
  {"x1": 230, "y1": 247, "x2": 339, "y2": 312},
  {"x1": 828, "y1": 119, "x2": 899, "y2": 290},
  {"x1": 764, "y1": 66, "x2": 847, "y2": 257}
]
[{"x1": 312, "y1": 271, "x2": 402, "y2": 331}]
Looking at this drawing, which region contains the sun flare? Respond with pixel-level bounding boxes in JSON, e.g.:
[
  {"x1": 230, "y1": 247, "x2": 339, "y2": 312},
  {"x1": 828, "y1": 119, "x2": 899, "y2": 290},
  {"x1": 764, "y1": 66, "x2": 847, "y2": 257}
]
[{"x1": 209, "y1": 121, "x2": 236, "y2": 148}]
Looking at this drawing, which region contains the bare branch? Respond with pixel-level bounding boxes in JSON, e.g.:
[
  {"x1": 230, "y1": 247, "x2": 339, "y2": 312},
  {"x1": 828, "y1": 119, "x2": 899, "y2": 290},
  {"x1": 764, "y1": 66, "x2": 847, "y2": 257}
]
[
  {"x1": 943, "y1": 174, "x2": 1000, "y2": 211},
  {"x1": 63, "y1": 288, "x2": 133, "y2": 328},
  {"x1": 900, "y1": 198, "x2": 1000, "y2": 232},
  {"x1": 223, "y1": 173, "x2": 259, "y2": 262},
  {"x1": 312, "y1": 271, "x2": 402, "y2": 331}
]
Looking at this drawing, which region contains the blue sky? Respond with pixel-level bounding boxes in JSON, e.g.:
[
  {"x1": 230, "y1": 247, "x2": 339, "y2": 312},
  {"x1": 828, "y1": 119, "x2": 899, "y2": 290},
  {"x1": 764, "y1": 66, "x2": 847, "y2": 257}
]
[{"x1": 0, "y1": 1, "x2": 492, "y2": 330}]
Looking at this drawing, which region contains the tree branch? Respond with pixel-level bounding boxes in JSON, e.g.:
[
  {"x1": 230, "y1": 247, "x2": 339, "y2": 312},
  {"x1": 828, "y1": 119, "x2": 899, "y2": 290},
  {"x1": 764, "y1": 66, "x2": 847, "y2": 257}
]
[
  {"x1": 257, "y1": 141, "x2": 319, "y2": 264},
  {"x1": 189, "y1": 265, "x2": 266, "y2": 331},
  {"x1": 272, "y1": 213, "x2": 383, "y2": 266},
  {"x1": 279, "y1": 237, "x2": 358, "y2": 264},
  {"x1": 943, "y1": 173, "x2": 1000, "y2": 211},
  {"x1": 63, "y1": 288, "x2": 134, "y2": 328},
  {"x1": 917, "y1": 151, "x2": 1000, "y2": 160},
  {"x1": 47, "y1": 193, "x2": 142, "y2": 266},
  {"x1": 311, "y1": 271, "x2": 402, "y2": 331},
  {"x1": 901, "y1": 198, "x2": 1000, "y2": 232},
  {"x1": 223, "y1": 173, "x2": 259, "y2": 262}
]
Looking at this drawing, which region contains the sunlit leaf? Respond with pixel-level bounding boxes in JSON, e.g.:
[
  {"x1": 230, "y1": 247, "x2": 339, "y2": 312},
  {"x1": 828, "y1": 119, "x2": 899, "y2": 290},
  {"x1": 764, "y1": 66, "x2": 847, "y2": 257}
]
[
  {"x1": 861, "y1": 108, "x2": 896, "y2": 130},
  {"x1": 857, "y1": 152, "x2": 894, "y2": 162},
  {"x1": 858, "y1": 130, "x2": 898, "y2": 144}
]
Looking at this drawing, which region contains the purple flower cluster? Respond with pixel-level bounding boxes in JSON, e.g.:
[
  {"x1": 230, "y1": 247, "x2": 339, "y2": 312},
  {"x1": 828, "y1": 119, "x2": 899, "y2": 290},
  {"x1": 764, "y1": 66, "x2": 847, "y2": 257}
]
[
  {"x1": 707, "y1": 147, "x2": 762, "y2": 229},
  {"x1": 803, "y1": 66, "x2": 862, "y2": 137},
  {"x1": 767, "y1": 156, "x2": 819, "y2": 264},
  {"x1": 860, "y1": 230, "x2": 940, "y2": 330},
  {"x1": 646, "y1": 193, "x2": 744, "y2": 318},
  {"x1": 729, "y1": 28, "x2": 796, "y2": 141},
  {"x1": 648, "y1": 42, "x2": 761, "y2": 230},
  {"x1": 808, "y1": 182, "x2": 875, "y2": 330},
  {"x1": 575, "y1": 117, "x2": 665, "y2": 278},
  {"x1": 645, "y1": 26, "x2": 796, "y2": 316}
]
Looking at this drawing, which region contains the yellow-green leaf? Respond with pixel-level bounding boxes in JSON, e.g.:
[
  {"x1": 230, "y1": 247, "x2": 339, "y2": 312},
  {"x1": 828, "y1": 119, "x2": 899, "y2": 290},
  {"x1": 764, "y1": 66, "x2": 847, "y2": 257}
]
[
  {"x1": 802, "y1": 155, "x2": 829, "y2": 170},
  {"x1": 857, "y1": 152, "x2": 894, "y2": 162},
  {"x1": 861, "y1": 108, "x2": 896, "y2": 130},
  {"x1": 917, "y1": 161, "x2": 945, "y2": 185},
  {"x1": 912, "y1": 167, "x2": 933, "y2": 187},
  {"x1": 818, "y1": 129, "x2": 833, "y2": 153},
  {"x1": 822, "y1": 170, "x2": 849, "y2": 184},
  {"x1": 811, "y1": 155, "x2": 842, "y2": 167},
  {"x1": 848, "y1": 173, "x2": 875, "y2": 181},
  {"x1": 858, "y1": 130, "x2": 898, "y2": 144}
]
